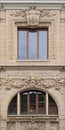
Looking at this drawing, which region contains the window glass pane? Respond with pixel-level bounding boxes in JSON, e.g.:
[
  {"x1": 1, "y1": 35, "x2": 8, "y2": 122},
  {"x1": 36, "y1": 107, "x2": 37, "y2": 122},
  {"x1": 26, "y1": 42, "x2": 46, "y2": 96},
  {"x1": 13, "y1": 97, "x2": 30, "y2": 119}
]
[
  {"x1": 38, "y1": 92, "x2": 46, "y2": 114},
  {"x1": 29, "y1": 91, "x2": 36, "y2": 114},
  {"x1": 18, "y1": 30, "x2": 26, "y2": 59},
  {"x1": 39, "y1": 30, "x2": 47, "y2": 59},
  {"x1": 8, "y1": 95, "x2": 17, "y2": 115},
  {"x1": 29, "y1": 31, "x2": 37, "y2": 59},
  {"x1": 48, "y1": 95, "x2": 58, "y2": 115},
  {"x1": 20, "y1": 92, "x2": 27, "y2": 114}
]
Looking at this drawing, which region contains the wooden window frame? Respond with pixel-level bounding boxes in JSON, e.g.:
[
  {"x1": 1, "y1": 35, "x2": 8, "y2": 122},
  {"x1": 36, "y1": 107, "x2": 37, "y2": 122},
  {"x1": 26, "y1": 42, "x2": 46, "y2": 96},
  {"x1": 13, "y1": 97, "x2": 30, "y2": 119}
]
[
  {"x1": 17, "y1": 28, "x2": 48, "y2": 60},
  {"x1": 8, "y1": 91, "x2": 58, "y2": 116}
]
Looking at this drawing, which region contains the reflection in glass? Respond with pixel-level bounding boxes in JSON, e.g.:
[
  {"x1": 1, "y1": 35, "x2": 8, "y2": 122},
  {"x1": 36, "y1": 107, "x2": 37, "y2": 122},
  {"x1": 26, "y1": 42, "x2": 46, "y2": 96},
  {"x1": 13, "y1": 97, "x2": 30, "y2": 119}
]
[
  {"x1": 29, "y1": 31, "x2": 37, "y2": 59},
  {"x1": 20, "y1": 92, "x2": 27, "y2": 114},
  {"x1": 8, "y1": 95, "x2": 17, "y2": 115},
  {"x1": 48, "y1": 95, "x2": 58, "y2": 115},
  {"x1": 39, "y1": 31, "x2": 47, "y2": 59},
  {"x1": 38, "y1": 92, "x2": 46, "y2": 114},
  {"x1": 29, "y1": 91, "x2": 36, "y2": 114},
  {"x1": 18, "y1": 30, "x2": 26, "y2": 59}
]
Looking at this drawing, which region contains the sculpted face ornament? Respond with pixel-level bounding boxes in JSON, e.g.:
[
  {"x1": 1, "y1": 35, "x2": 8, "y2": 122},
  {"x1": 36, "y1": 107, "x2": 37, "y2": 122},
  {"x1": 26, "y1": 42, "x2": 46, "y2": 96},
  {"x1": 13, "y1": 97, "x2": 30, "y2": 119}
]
[{"x1": 25, "y1": 6, "x2": 40, "y2": 27}]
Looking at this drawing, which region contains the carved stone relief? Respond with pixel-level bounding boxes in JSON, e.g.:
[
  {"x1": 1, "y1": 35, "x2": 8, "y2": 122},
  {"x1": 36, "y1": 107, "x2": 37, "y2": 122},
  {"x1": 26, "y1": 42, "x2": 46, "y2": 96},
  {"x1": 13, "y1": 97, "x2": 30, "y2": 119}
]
[
  {"x1": 8, "y1": 7, "x2": 59, "y2": 60},
  {"x1": 50, "y1": 122, "x2": 59, "y2": 130},
  {"x1": 7, "y1": 119, "x2": 59, "y2": 130},
  {"x1": 0, "y1": 77, "x2": 65, "y2": 94},
  {"x1": 9, "y1": 6, "x2": 58, "y2": 26}
]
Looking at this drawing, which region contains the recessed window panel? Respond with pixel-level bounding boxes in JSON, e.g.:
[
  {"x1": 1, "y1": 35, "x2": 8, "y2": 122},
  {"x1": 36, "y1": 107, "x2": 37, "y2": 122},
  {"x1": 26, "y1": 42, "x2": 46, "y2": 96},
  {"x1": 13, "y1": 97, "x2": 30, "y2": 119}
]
[
  {"x1": 29, "y1": 91, "x2": 36, "y2": 114},
  {"x1": 8, "y1": 95, "x2": 17, "y2": 115},
  {"x1": 39, "y1": 31, "x2": 47, "y2": 59},
  {"x1": 38, "y1": 92, "x2": 46, "y2": 114},
  {"x1": 20, "y1": 92, "x2": 27, "y2": 114},
  {"x1": 18, "y1": 30, "x2": 26, "y2": 59},
  {"x1": 18, "y1": 29, "x2": 48, "y2": 60},
  {"x1": 48, "y1": 95, "x2": 58, "y2": 115},
  {"x1": 29, "y1": 31, "x2": 37, "y2": 59}
]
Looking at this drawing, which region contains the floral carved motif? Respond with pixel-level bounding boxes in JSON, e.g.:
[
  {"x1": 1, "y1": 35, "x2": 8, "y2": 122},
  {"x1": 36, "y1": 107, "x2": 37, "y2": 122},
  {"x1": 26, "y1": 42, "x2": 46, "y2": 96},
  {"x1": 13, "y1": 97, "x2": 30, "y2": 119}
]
[
  {"x1": 0, "y1": 77, "x2": 65, "y2": 94},
  {"x1": 9, "y1": 6, "x2": 58, "y2": 26}
]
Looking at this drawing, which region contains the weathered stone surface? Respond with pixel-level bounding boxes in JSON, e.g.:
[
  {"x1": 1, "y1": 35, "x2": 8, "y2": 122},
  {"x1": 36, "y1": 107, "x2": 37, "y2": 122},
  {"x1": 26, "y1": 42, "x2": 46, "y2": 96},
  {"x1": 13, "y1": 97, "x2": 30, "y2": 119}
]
[{"x1": 0, "y1": 2, "x2": 65, "y2": 130}]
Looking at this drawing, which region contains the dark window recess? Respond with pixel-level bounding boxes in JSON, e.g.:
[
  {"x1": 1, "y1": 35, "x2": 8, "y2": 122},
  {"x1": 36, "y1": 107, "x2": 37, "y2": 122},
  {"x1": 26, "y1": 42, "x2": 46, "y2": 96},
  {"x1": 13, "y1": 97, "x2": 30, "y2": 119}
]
[
  {"x1": 8, "y1": 95, "x2": 17, "y2": 115},
  {"x1": 20, "y1": 92, "x2": 27, "y2": 114},
  {"x1": 38, "y1": 92, "x2": 46, "y2": 114},
  {"x1": 48, "y1": 95, "x2": 58, "y2": 115},
  {"x1": 8, "y1": 91, "x2": 58, "y2": 115}
]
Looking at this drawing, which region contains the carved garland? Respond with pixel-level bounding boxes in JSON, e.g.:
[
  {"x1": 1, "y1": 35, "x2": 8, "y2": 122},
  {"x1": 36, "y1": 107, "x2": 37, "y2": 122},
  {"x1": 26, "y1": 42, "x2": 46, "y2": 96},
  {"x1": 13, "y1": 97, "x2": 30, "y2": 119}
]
[
  {"x1": 0, "y1": 77, "x2": 65, "y2": 94},
  {"x1": 9, "y1": 6, "x2": 58, "y2": 26}
]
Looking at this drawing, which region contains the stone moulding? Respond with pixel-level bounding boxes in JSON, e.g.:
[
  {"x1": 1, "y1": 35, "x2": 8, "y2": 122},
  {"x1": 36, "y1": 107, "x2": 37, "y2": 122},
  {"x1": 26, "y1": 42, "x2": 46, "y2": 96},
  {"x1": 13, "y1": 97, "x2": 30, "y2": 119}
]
[{"x1": 7, "y1": 115, "x2": 59, "y2": 122}]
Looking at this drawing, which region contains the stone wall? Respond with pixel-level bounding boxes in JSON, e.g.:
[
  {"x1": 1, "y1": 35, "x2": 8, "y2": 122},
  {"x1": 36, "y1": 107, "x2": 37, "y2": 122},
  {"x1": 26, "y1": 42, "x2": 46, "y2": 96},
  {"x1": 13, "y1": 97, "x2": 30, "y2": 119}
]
[{"x1": 0, "y1": 2, "x2": 65, "y2": 130}]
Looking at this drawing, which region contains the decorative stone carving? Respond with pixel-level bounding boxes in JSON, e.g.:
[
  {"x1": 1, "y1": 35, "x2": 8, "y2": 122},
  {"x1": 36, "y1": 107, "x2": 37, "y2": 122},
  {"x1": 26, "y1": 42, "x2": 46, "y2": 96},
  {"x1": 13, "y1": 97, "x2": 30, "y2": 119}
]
[
  {"x1": 26, "y1": 6, "x2": 40, "y2": 26},
  {"x1": 9, "y1": 6, "x2": 57, "y2": 26},
  {"x1": 8, "y1": 7, "x2": 58, "y2": 60},
  {"x1": 10, "y1": 9, "x2": 26, "y2": 17},
  {"x1": 0, "y1": 116, "x2": 7, "y2": 121},
  {"x1": 61, "y1": 4, "x2": 65, "y2": 10},
  {"x1": 28, "y1": 121, "x2": 38, "y2": 130},
  {"x1": 8, "y1": 116, "x2": 59, "y2": 130},
  {"x1": 0, "y1": 77, "x2": 65, "y2": 94},
  {"x1": 40, "y1": 10, "x2": 57, "y2": 18}
]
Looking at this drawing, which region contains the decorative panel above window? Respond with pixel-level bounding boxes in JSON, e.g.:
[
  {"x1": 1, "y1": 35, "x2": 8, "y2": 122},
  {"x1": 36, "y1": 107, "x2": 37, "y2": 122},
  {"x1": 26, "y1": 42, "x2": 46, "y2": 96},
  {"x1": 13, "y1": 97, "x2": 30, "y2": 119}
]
[{"x1": 18, "y1": 28, "x2": 48, "y2": 60}]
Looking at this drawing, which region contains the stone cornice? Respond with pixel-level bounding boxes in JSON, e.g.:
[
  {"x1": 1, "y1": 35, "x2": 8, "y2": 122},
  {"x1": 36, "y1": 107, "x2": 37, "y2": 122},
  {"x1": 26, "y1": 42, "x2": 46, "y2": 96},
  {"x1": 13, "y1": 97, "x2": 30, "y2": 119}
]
[
  {"x1": 0, "y1": 2, "x2": 65, "y2": 10},
  {"x1": 0, "y1": 0, "x2": 65, "y2": 4},
  {"x1": 0, "y1": 65, "x2": 65, "y2": 71}
]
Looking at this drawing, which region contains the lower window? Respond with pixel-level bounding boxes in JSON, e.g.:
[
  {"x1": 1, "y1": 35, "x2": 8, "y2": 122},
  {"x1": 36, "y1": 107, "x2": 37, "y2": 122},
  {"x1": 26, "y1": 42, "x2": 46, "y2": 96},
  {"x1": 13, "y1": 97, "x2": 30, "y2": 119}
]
[{"x1": 8, "y1": 90, "x2": 58, "y2": 115}]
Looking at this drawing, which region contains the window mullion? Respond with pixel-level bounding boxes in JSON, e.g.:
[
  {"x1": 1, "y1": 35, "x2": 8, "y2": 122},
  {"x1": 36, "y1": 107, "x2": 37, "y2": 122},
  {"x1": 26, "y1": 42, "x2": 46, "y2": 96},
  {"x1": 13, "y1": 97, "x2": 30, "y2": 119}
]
[
  {"x1": 17, "y1": 92, "x2": 20, "y2": 115},
  {"x1": 46, "y1": 93, "x2": 48, "y2": 116}
]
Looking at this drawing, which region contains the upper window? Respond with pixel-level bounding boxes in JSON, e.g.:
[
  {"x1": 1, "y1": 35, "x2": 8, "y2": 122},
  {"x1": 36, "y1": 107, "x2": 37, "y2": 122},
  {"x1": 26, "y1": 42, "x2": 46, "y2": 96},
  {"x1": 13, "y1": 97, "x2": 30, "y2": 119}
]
[{"x1": 18, "y1": 28, "x2": 48, "y2": 60}]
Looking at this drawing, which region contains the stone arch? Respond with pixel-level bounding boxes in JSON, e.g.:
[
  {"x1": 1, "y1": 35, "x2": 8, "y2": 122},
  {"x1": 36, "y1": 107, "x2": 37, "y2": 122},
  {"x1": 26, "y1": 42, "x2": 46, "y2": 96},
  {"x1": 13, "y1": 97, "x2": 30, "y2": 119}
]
[
  {"x1": 7, "y1": 86, "x2": 59, "y2": 115},
  {"x1": 1, "y1": 77, "x2": 64, "y2": 119}
]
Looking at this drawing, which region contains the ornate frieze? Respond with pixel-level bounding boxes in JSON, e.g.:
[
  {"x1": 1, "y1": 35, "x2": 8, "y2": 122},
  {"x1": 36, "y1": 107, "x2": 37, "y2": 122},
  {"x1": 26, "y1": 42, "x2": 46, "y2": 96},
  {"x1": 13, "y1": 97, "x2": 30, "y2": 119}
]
[
  {"x1": 7, "y1": 116, "x2": 59, "y2": 130},
  {"x1": 9, "y1": 6, "x2": 58, "y2": 26},
  {"x1": 0, "y1": 77, "x2": 65, "y2": 94}
]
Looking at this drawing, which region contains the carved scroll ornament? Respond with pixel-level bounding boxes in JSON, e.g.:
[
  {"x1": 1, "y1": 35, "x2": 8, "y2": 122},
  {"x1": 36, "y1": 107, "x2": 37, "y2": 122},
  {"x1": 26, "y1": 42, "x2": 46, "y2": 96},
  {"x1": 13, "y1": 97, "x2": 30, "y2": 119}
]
[
  {"x1": 0, "y1": 77, "x2": 65, "y2": 93},
  {"x1": 9, "y1": 6, "x2": 57, "y2": 26}
]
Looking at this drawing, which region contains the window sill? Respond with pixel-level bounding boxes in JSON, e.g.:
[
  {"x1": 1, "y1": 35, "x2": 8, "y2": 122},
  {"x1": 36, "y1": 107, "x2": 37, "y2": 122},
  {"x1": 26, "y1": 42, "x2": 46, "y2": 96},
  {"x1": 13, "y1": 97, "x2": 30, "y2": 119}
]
[
  {"x1": 16, "y1": 59, "x2": 50, "y2": 66},
  {"x1": 16, "y1": 59, "x2": 49, "y2": 62}
]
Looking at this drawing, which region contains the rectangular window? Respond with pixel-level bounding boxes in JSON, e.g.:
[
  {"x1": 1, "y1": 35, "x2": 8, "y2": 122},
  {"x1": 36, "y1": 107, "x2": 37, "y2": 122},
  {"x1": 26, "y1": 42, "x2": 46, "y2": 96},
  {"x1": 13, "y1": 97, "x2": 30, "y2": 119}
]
[{"x1": 18, "y1": 28, "x2": 48, "y2": 60}]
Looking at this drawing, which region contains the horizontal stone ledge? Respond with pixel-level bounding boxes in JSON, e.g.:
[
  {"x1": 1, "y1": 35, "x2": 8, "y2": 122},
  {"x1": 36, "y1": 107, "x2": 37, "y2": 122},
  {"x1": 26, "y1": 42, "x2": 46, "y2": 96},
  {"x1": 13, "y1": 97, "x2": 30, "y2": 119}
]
[
  {"x1": 7, "y1": 115, "x2": 59, "y2": 122},
  {"x1": 0, "y1": 65, "x2": 65, "y2": 71},
  {"x1": 0, "y1": 0, "x2": 65, "y2": 4}
]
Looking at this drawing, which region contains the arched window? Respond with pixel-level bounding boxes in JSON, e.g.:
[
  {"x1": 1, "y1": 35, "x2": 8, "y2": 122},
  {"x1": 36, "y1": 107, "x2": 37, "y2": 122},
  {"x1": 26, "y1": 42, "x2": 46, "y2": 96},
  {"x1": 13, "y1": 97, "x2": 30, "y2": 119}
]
[{"x1": 8, "y1": 90, "x2": 58, "y2": 115}]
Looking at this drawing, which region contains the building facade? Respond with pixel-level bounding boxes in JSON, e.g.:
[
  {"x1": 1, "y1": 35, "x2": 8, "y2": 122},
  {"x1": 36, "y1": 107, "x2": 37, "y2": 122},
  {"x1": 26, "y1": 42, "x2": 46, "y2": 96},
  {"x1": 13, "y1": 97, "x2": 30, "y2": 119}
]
[{"x1": 0, "y1": 0, "x2": 65, "y2": 130}]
